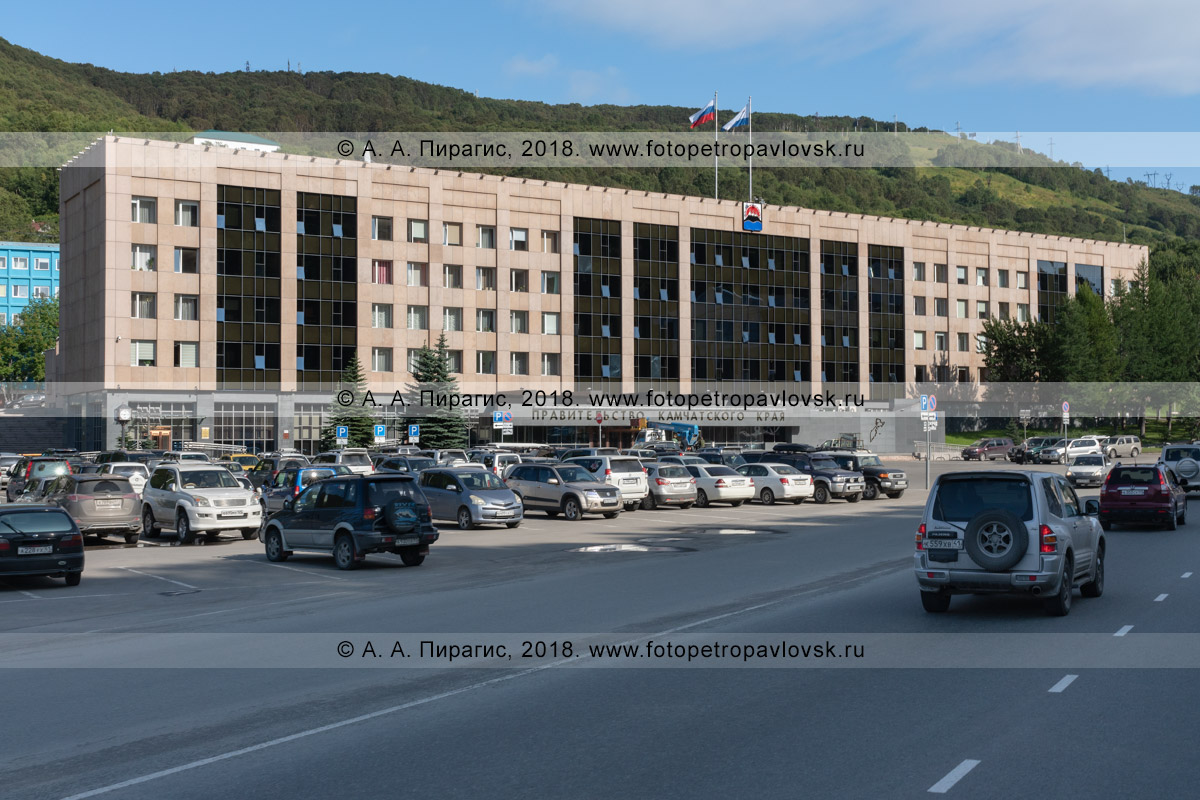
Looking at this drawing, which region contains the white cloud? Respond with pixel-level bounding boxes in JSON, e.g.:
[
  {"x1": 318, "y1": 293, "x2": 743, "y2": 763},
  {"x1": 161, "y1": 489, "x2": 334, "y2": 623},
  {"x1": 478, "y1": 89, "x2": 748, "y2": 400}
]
[
  {"x1": 536, "y1": 0, "x2": 1200, "y2": 95},
  {"x1": 505, "y1": 54, "x2": 560, "y2": 78}
]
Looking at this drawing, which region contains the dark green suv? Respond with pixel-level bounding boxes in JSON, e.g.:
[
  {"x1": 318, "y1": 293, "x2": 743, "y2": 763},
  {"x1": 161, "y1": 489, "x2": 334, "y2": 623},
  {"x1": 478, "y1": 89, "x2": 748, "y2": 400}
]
[{"x1": 259, "y1": 474, "x2": 438, "y2": 569}]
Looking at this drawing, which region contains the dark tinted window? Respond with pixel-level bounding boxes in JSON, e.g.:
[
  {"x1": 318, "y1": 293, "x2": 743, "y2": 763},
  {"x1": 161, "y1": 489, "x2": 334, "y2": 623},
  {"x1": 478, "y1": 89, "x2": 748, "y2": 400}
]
[
  {"x1": 1042, "y1": 478, "x2": 1064, "y2": 517},
  {"x1": 0, "y1": 510, "x2": 74, "y2": 533},
  {"x1": 706, "y1": 466, "x2": 738, "y2": 477},
  {"x1": 366, "y1": 479, "x2": 423, "y2": 506},
  {"x1": 458, "y1": 471, "x2": 505, "y2": 490},
  {"x1": 319, "y1": 481, "x2": 358, "y2": 508},
  {"x1": 1108, "y1": 467, "x2": 1159, "y2": 485},
  {"x1": 933, "y1": 477, "x2": 1034, "y2": 522},
  {"x1": 657, "y1": 466, "x2": 690, "y2": 479},
  {"x1": 77, "y1": 478, "x2": 129, "y2": 494},
  {"x1": 609, "y1": 460, "x2": 643, "y2": 474}
]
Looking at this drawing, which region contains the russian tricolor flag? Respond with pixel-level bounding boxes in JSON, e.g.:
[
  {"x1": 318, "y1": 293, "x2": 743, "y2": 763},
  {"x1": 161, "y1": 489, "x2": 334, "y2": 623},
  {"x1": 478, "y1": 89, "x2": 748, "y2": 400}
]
[
  {"x1": 689, "y1": 99, "x2": 716, "y2": 129},
  {"x1": 722, "y1": 104, "x2": 750, "y2": 131}
]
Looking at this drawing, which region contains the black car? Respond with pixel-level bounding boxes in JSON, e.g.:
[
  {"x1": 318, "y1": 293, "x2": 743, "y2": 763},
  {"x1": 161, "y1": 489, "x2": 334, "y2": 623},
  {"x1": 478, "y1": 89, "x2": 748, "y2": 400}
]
[
  {"x1": 0, "y1": 506, "x2": 84, "y2": 586},
  {"x1": 260, "y1": 474, "x2": 438, "y2": 569},
  {"x1": 817, "y1": 450, "x2": 908, "y2": 500},
  {"x1": 248, "y1": 455, "x2": 312, "y2": 489},
  {"x1": 759, "y1": 452, "x2": 866, "y2": 503}
]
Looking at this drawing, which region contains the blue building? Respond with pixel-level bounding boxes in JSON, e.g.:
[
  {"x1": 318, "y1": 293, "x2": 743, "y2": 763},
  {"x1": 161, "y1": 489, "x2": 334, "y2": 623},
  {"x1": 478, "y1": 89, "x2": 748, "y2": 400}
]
[{"x1": 0, "y1": 241, "x2": 60, "y2": 325}]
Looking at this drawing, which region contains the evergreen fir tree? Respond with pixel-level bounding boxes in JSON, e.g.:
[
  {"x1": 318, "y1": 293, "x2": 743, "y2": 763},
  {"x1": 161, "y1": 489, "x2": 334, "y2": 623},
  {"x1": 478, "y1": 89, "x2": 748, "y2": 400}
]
[
  {"x1": 319, "y1": 354, "x2": 375, "y2": 450},
  {"x1": 407, "y1": 334, "x2": 468, "y2": 449}
]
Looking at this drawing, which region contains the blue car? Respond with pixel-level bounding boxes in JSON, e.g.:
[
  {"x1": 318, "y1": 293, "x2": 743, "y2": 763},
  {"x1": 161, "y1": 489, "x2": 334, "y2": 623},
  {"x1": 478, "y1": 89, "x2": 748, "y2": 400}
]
[{"x1": 260, "y1": 474, "x2": 438, "y2": 569}]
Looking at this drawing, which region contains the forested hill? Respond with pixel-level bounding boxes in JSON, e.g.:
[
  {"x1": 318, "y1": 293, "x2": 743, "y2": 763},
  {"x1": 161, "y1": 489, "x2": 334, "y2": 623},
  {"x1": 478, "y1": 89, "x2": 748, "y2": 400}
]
[{"x1": 3, "y1": 35, "x2": 1200, "y2": 264}]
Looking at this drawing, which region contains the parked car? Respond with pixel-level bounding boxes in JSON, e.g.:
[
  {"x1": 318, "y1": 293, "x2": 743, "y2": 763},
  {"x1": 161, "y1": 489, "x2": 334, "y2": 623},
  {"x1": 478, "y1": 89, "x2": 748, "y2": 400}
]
[
  {"x1": 1099, "y1": 463, "x2": 1189, "y2": 530},
  {"x1": 684, "y1": 464, "x2": 754, "y2": 507},
  {"x1": 1101, "y1": 435, "x2": 1141, "y2": 459},
  {"x1": 1066, "y1": 455, "x2": 1111, "y2": 488},
  {"x1": 658, "y1": 455, "x2": 709, "y2": 466},
  {"x1": 961, "y1": 437, "x2": 1015, "y2": 461},
  {"x1": 99, "y1": 462, "x2": 150, "y2": 494},
  {"x1": 478, "y1": 452, "x2": 523, "y2": 478},
  {"x1": 16, "y1": 477, "x2": 57, "y2": 503},
  {"x1": 736, "y1": 463, "x2": 813, "y2": 504},
  {"x1": 916, "y1": 470, "x2": 1104, "y2": 615},
  {"x1": 563, "y1": 455, "x2": 649, "y2": 511},
  {"x1": 640, "y1": 463, "x2": 697, "y2": 509},
  {"x1": 0, "y1": 506, "x2": 84, "y2": 586},
  {"x1": 219, "y1": 453, "x2": 260, "y2": 468},
  {"x1": 162, "y1": 451, "x2": 212, "y2": 463},
  {"x1": 0, "y1": 453, "x2": 20, "y2": 490},
  {"x1": 248, "y1": 455, "x2": 312, "y2": 489},
  {"x1": 260, "y1": 474, "x2": 438, "y2": 569},
  {"x1": 1009, "y1": 437, "x2": 1047, "y2": 464},
  {"x1": 772, "y1": 443, "x2": 816, "y2": 453},
  {"x1": 375, "y1": 456, "x2": 437, "y2": 475},
  {"x1": 560, "y1": 447, "x2": 621, "y2": 460},
  {"x1": 7, "y1": 458, "x2": 72, "y2": 503},
  {"x1": 817, "y1": 450, "x2": 907, "y2": 500},
  {"x1": 311, "y1": 448, "x2": 374, "y2": 475},
  {"x1": 503, "y1": 463, "x2": 622, "y2": 520},
  {"x1": 1035, "y1": 438, "x2": 1069, "y2": 464},
  {"x1": 695, "y1": 451, "x2": 748, "y2": 468},
  {"x1": 620, "y1": 448, "x2": 659, "y2": 460},
  {"x1": 75, "y1": 463, "x2": 104, "y2": 475},
  {"x1": 760, "y1": 453, "x2": 865, "y2": 504},
  {"x1": 221, "y1": 462, "x2": 248, "y2": 476},
  {"x1": 259, "y1": 466, "x2": 339, "y2": 514},
  {"x1": 417, "y1": 449, "x2": 471, "y2": 465},
  {"x1": 1062, "y1": 438, "x2": 1104, "y2": 462},
  {"x1": 43, "y1": 474, "x2": 142, "y2": 543},
  {"x1": 419, "y1": 467, "x2": 523, "y2": 529},
  {"x1": 141, "y1": 464, "x2": 261, "y2": 543},
  {"x1": 1156, "y1": 444, "x2": 1200, "y2": 488}
]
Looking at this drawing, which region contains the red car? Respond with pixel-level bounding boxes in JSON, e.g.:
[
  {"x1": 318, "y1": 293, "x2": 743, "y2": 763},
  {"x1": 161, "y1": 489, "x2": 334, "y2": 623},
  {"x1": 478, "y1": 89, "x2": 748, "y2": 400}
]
[{"x1": 1098, "y1": 464, "x2": 1189, "y2": 530}]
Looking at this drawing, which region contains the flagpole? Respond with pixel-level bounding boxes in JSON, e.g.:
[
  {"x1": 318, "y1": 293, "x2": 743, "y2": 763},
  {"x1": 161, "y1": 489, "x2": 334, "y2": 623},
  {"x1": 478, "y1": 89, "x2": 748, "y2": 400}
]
[
  {"x1": 748, "y1": 95, "x2": 753, "y2": 201},
  {"x1": 714, "y1": 90, "x2": 719, "y2": 200}
]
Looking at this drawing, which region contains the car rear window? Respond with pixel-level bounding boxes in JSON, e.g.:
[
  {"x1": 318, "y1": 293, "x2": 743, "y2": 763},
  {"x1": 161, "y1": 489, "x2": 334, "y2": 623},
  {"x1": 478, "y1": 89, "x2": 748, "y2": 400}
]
[
  {"x1": 300, "y1": 469, "x2": 336, "y2": 484},
  {"x1": 1073, "y1": 456, "x2": 1104, "y2": 466},
  {"x1": 1164, "y1": 447, "x2": 1200, "y2": 461},
  {"x1": 457, "y1": 471, "x2": 506, "y2": 490},
  {"x1": 609, "y1": 460, "x2": 643, "y2": 474},
  {"x1": 933, "y1": 477, "x2": 1034, "y2": 522},
  {"x1": 555, "y1": 465, "x2": 597, "y2": 483},
  {"x1": 0, "y1": 510, "x2": 74, "y2": 533},
  {"x1": 340, "y1": 453, "x2": 371, "y2": 465},
  {"x1": 367, "y1": 479, "x2": 423, "y2": 506},
  {"x1": 656, "y1": 466, "x2": 689, "y2": 479},
  {"x1": 179, "y1": 470, "x2": 239, "y2": 489},
  {"x1": 78, "y1": 478, "x2": 131, "y2": 494},
  {"x1": 111, "y1": 465, "x2": 149, "y2": 477},
  {"x1": 706, "y1": 466, "x2": 739, "y2": 477},
  {"x1": 1109, "y1": 467, "x2": 1159, "y2": 485},
  {"x1": 771, "y1": 464, "x2": 802, "y2": 475},
  {"x1": 31, "y1": 461, "x2": 69, "y2": 478}
]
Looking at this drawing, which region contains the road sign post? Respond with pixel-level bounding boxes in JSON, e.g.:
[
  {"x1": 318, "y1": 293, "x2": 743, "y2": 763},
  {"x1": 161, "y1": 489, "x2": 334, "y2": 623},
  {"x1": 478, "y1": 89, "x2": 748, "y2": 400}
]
[
  {"x1": 408, "y1": 424, "x2": 420, "y2": 443},
  {"x1": 925, "y1": 395, "x2": 937, "y2": 489},
  {"x1": 595, "y1": 410, "x2": 603, "y2": 447}
]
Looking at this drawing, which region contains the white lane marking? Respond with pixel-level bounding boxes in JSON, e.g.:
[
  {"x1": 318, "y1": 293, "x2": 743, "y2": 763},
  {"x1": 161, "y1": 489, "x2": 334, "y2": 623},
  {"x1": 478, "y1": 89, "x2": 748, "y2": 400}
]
[
  {"x1": 17, "y1": 590, "x2": 40, "y2": 600},
  {"x1": 59, "y1": 558, "x2": 903, "y2": 800},
  {"x1": 1155, "y1": 594, "x2": 1168, "y2": 602},
  {"x1": 1183, "y1": 572, "x2": 1192, "y2": 578},
  {"x1": 928, "y1": 759, "x2": 981, "y2": 793},
  {"x1": 114, "y1": 567, "x2": 198, "y2": 590},
  {"x1": 1114, "y1": 625, "x2": 1134, "y2": 637},
  {"x1": 83, "y1": 593, "x2": 353, "y2": 633},
  {"x1": 263, "y1": 563, "x2": 344, "y2": 581},
  {"x1": 1048, "y1": 674, "x2": 1078, "y2": 693}
]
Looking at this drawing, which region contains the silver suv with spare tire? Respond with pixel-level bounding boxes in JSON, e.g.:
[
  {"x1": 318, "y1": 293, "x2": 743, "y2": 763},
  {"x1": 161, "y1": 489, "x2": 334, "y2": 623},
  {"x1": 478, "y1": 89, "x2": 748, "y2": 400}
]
[
  {"x1": 1157, "y1": 444, "x2": 1200, "y2": 491},
  {"x1": 915, "y1": 470, "x2": 1105, "y2": 616}
]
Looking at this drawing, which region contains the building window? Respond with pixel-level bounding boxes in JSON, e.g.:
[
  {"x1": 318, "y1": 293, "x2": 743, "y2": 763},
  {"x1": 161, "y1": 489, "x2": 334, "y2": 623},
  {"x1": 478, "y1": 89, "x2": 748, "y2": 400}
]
[
  {"x1": 175, "y1": 200, "x2": 199, "y2": 227},
  {"x1": 8, "y1": 314, "x2": 17, "y2": 325},
  {"x1": 446, "y1": 350, "x2": 463, "y2": 373},
  {"x1": 11, "y1": 285, "x2": 27, "y2": 299},
  {"x1": 371, "y1": 303, "x2": 393, "y2": 329},
  {"x1": 443, "y1": 307, "x2": 463, "y2": 331},
  {"x1": 542, "y1": 311, "x2": 560, "y2": 335},
  {"x1": 11, "y1": 257, "x2": 27, "y2": 271},
  {"x1": 1076, "y1": 263, "x2": 1103, "y2": 296},
  {"x1": 510, "y1": 310, "x2": 528, "y2": 334},
  {"x1": 476, "y1": 308, "x2": 496, "y2": 332},
  {"x1": 542, "y1": 231, "x2": 560, "y2": 253},
  {"x1": 914, "y1": 297, "x2": 926, "y2": 315},
  {"x1": 510, "y1": 351, "x2": 529, "y2": 375},
  {"x1": 372, "y1": 260, "x2": 393, "y2": 284},
  {"x1": 32, "y1": 286, "x2": 50, "y2": 298},
  {"x1": 443, "y1": 222, "x2": 462, "y2": 246},
  {"x1": 174, "y1": 294, "x2": 198, "y2": 321},
  {"x1": 914, "y1": 331, "x2": 927, "y2": 350},
  {"x1": 957, "y1": 367, "x2": 970, "y2": 383},
  {"x1": 476, "y1": 267, "x2": 496, "y2": 291},
  {"x1": 371, "y1": 347, "x2": 393, "y2": 372},
  {"x1": 406, "y1": 262, "x2": 428, "y2": 287},
  {"x1": 372, "y1": 216, "x2": 393, "y2": 241},
  {"x1": 407, "y1": 219, "x2": 428, "y2": 243},
  {"x1": 407, "y1": 349, "x2": 421, "y2": 374},
  {"x1": 1017, "y1": 271, "x2": 1029, "y2": 289},
  {"x1": 1110, "y1": 278, "x2": 1122, "y2": 295},
  {"x1": 477, "y1": 350, "x2": 497, "y2": 374},
  {"x1": 956, "y1": 299, "x2": 967, "y2": 318},
  {"x1": 977, "y1": 300, "x2": 989, "y2": 319},
  {"x1": 174, "y1": 341, "x2": 199, "y2": 368},
  {"x1": 0, "y1": 285, "x2": 6, "y2": 296},
  {"x1": 541, "y1": 353, "x2": 561, "y2": 376},
  {"x1": 33, "y1": 258, "x2": 49, "y2": 271},
  {"x1": 976, "y1": 334, "x2": 988, "y2": 353},
  {"x1": 510, "y1": 228, "x2": 528, "y2": 251},
  {"x1": 976, "y1": 268, "x2": 988, "y2": 286},
  {"x1": 1018, "y1": 303, "x2": 1030, "y2": 322},
  {"x1": 999, "y1": 302, "x2": 1010, "y2": 319},
  {"x1": 510, "y1": 269, "x2": 529, "y2": 292},
  {"x1": 477, "y1": 226, "x2": 496, "y2": 249},
  {"x1": 132, "y1": 245, "x2": 156, "y2": 272},
  {"x1": 0, "y1": 257, "x2": 5, "y2": 270},
  {"x1": 956, "y1": 266, "x2": 967, "y2": 285},
  {"x1": 957, "y1": 332, "x2": 969, "y2": 352},
  {"x1": 406, "y1": 305, "x2": 428, "y2": 330},
  {"x1": 130, "y1": 340, "x2": 156, "y2": 367},
  {"x1": 935, "y1": 264, "x2": 948, "y2": 283},
  {"x1": 541, "y1": 272, "x2": 560, "y2": 294},
  {"x1": 131, "y1": 196, "x2": 156, "y2": 224},
  {"x1": 131, "y1": 292, "x2": 156, "y2": 319},
  {"x1": 998, "y1": 269, "x2": 1010, "y2": 288},
  {"x1": 174, "y1": 247, "x2": 198, "y2": 274},
  {"x1": 934, "y1": 332, "x2": 948, "y2": 351},
  {"x1": 913, "y1": 262, "x2": 926, "y2": 282},
  {"x1": 443, "y1": 264, "x2": 463, "y2": 288}
]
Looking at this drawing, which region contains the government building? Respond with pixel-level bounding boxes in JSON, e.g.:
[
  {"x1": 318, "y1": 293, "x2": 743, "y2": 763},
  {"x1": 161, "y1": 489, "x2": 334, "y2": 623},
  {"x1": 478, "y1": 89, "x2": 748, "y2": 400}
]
[{"x1": 51, "y1": 135, "x2": 1148, "y2": 452}]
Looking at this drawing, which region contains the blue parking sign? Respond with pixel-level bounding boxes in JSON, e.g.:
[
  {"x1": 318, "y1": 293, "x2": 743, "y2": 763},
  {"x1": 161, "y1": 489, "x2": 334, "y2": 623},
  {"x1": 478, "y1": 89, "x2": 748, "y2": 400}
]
[
  {"x1": 409, "y1": 424, "x2": 420, "y2": 438},
  {"x1": 373, "y1": 424, "x2": 386, "y2": 438},
  {"x1": 920, "y1": 395, "x2": 929, "y2": 412},
  {"x1": 335, "y1": 425, "x2": 349, "y2": 439}
]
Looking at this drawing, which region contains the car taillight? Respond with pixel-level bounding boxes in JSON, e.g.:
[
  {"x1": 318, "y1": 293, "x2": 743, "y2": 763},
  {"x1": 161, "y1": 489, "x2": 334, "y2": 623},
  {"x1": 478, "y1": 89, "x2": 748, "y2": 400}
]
[
  {"x1": 779, "y1": 477, "x2": 789, "y2": 485},
  {"x1": 293, "y1": 485, "x2": 302, "y2": 497},
  {"x1": 689, "y1": 478, "x2": 696, "y2": 484},
  {"x1": 714, "y1": 479, "x2": 727, "y2": 487},
  {"x1": 1039, "y1": 524, "x2": 1057, "y2": 554},
  {"x1": 748, "y1": 478, "x2": 754, "y2": 485},
  {"x1": 0, "y1": 537, "x2": 8, "y2": 552},
  {"x1": 66, "y1": 494, "x2": 84, "y2": 502},
  {"x1": 655, "y1": 478, "x2": 669, "y2": 486},
  {"x1": 58, "y1": 534, "x2": 82, "y2": 550},
  {"x1": 123, "y1": 493, "x2": 138, "y2": 500},
  {"x1": 363, "y1": 506, "x2": 377, "y2": 521},
  {"x1": 605, "y1": 468, "x2": 612, "y2": 477},
  {"x1": 916, "y1": 523, "x2": 925, "y2": 550},
  {"x1": 24, "y1": 464, "x2": 32, "y2": 478}
]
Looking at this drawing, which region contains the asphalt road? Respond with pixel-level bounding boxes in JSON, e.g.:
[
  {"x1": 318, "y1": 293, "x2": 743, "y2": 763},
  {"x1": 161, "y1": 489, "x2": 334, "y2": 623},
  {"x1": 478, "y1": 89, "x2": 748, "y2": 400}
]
[{"x1": 1, "y1": 459, "x2": 1197, "y2": 799}]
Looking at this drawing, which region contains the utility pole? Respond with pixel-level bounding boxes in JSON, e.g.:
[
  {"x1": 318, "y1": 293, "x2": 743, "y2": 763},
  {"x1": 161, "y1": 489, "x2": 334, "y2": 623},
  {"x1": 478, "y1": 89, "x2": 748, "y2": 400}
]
[
  {"x1": 1048, "y1": 137, "x2": 1054, "y2": 160},
  {"x1": 1015, "y1": 131, "x2": 1022, "y2": 154},
  {"x1": 1164, "y1": 173, "x2": 1174, "y2": 191}
]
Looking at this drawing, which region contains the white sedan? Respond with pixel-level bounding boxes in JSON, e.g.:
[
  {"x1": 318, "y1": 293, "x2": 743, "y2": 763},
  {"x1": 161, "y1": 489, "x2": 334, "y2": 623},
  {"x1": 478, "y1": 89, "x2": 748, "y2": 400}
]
[
  {"x1": 684, "y1": 464, "x2": 754, "y2": 507},
  {"x1": 100, "y1": 462, "x2": 150, "y2": 494},
  {"x1": 737, "y1": 463, "x2": 814, "y2": 504}
]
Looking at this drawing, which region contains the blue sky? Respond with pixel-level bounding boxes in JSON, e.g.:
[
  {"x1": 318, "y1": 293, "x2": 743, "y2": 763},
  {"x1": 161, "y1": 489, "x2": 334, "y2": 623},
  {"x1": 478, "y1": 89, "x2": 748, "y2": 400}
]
[{"x1": 8, "y1": 0, "x2": 1200, "y2": 187}]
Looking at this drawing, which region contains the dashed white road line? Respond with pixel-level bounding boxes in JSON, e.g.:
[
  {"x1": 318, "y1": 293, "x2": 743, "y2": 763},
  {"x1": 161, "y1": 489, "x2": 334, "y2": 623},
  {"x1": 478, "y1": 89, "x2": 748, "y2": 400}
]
[
  {"x1": 263, "y1": 563, "x2": 344, "y2": 580},
  {"x1": 1114, "y1": 625, "x2": 1134, "y2": 637},
  {"x1": 83, "y1": 592, "x2": 353, "y2": 632},
  {"x1": 1048, "y1": 674, "x2": 1078, "y2": 693},
  {"x1": 928, "y1": 759, "x2": 981, "y2": 793},
  {"x1": 1155, "y1": 593, "x2": 1168, "y2": 602},
  {"x1": 1182, "y1": 572, "x2": 1192, "y2": 579},
  {"x1": 114, "y1": 567, "x2": 198, "y2": 590},
  {"x1": 16, "y1": 590, "x2": 39, "y2": 600}
]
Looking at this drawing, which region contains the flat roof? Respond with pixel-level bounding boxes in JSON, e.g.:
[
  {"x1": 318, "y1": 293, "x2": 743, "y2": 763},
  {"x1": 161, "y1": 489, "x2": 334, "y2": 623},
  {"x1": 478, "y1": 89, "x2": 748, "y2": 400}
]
[
  {"x1": 192, "y1": 130, "x2": 281, "y2": 146},
  {"x1": 0, "y1": 242, "x2": 59, "y2": 251}
]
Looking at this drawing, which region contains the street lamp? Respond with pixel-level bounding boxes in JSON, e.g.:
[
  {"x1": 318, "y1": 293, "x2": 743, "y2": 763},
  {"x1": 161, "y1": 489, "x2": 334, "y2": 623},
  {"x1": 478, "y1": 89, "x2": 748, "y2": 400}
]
[{"x1": 114, "y1": 404, "x2": 131, "y2": 449}]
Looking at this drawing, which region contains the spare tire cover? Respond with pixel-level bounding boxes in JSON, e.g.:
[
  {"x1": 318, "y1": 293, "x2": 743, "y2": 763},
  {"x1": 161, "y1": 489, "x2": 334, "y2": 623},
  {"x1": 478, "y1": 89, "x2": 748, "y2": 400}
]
[
  {"x1": 384, "y1": 500, "x2": 419, "y2": 533},
  {"x1": 1176, "y1": 458, "x2": 1199, "y2": 479},
  {"x1": 963, "y1": 510, "x2": 1030, "y2": 573}
]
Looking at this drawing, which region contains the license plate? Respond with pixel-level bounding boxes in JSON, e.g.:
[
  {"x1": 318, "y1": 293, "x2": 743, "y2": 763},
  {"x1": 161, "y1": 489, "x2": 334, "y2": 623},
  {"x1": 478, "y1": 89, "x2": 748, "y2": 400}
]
[
  {"x1": 923, "y1": 539, "x2": 963, "y2": 549},
  {"x1": 95, "y1": 499, "x2": 121, "y2": 509},
  {"x1": 621, "y1": 479, "x2": 638, "y2": 485},
  {"x1": 18, "y1": 545, "x2": 52, "y2": 555},
  {"x1": 219, "y1": 510, "x2": 245, "y2": 518},
  {"x1": 602, "y1": 499, "x2": 618, "y2": 505},
  {"x1": 1121, "y1": 488, "x2": 1146, "y2": 495},
  {"x1": 396, "y1": 536, "x2": 419, "y2": 545},
  {"x1": 495, "y1": 510, "x2": 514, "y2": 517}
]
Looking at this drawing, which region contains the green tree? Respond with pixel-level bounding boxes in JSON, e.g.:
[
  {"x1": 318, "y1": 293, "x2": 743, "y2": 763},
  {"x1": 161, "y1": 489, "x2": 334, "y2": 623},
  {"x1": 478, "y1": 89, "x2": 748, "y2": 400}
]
[
  {"x1": 406, "y1": 333, "x2": 467, "y2": 449},
  {"x1": 319, "y1": 354, "x2": 374, "y2": 450},
  {"x1": 0, "y1": 296, "x2": 59, "y2": 382},
  {"x1": 1055, "y1": 285, "x2": 1121, "y2": 382},
  {"x1": 979, "y1": 317, "x2": 1057, "y2": 382}
]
